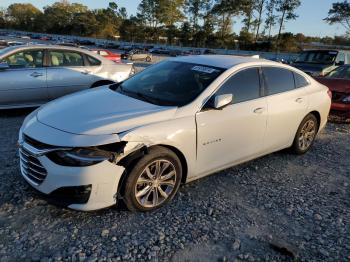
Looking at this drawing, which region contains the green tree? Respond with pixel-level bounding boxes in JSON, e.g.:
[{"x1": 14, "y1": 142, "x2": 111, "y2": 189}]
[
  {"x1": 241, "y1": 0, "x2": 255, "y2": 32},
  {"x1": 324, "y1": 1, "x2": 350, "y2": 34},
  {"x1": 7, "y1": 3, "x2": 42, "y2": 31},
  {"x1": 275, "y1": 0, "x2": 301, "y2": 50},
  {"x1": 137, "y1": 0, "x2": 159, "y2": 28},
  {"x1": 265, "y1": 0, "x2": 277, "y2": 39},
  {"x1": 254, "y1": 0, "x2": 266, "y2": 40},
  {"x1": 43, "y1": 1, "x2": 89, "y2": 34},
  {"x1": 157, "y1": 0, "x2": 184, "y2": 27},
  {"x1": 185, "y1": 0, "x2": 210, "y2": 33},
  {"x1": 180, "y1": 21, "x2": 192, "y2": 46},
  {"x1": 0, "y1": 8, "x2": 6, "y2": 28},
  {"x1": 212, "y1": 0, "x2": 241, "y2": 42},
  {"x1": 137, "y1": 0, "x2": 160, "y2": 40}
]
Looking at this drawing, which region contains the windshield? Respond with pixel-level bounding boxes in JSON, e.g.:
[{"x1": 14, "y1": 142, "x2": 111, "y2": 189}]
[
  {"x1": 112, "y1": 61, "x2": 224, "y2": 106},
  {"x1": 326, "y1": 66, "x2": 350, "y2": 79},
  {"x1": 295, "y1": 50, "x2": 338, "y2": 65}
]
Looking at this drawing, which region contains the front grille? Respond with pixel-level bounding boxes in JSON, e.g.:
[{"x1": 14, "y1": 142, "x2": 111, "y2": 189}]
[
  {"x1": 20, "y1": 147, "x2": 47, "y2": 185},
  {"x1": 23, "y1": 134, "x2": 55, "y2": 150}
]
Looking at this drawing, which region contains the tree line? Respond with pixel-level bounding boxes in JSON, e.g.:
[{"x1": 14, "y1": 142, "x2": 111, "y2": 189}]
[{"x1": 0, "y1": 0, "x2": 349, "y2": 52}]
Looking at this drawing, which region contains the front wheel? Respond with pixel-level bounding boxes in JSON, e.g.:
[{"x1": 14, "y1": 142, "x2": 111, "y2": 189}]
[
  {"x1": 145, "y1": 56, "x2": 152, "y2": 62},
  {"x1": 291, "y1": 114, "x2": 318, "y2": 154},
  {"x1": 123, "y1": 147, "x2": 182, "y2": 212}
]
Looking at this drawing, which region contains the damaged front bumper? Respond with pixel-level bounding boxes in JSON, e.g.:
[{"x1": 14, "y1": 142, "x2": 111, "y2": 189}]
[
  {"x1": 20, "y1": 152, "x2": 125, "y2": 211},
  {"x1": 18, "y1": 113, "x2": 147, "y2": 211}
]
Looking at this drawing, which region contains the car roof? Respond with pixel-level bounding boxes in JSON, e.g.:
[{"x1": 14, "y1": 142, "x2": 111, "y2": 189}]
[
  {"x1": 170, "y1": 55, "x2": 263, "y2": 69},
  {"x1": 0, "y1": 44, "x2": 106, "y2": 61}
]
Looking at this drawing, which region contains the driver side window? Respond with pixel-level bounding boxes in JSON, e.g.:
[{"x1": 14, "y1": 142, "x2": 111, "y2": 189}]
[{"x1": 216, "y1": 68, "x2": 261, "y2": 104}]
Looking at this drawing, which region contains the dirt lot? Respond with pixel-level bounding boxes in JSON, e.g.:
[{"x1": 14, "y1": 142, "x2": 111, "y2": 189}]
[{"x1": 0, "y1": 109, "x2": 349, "y2": 262}]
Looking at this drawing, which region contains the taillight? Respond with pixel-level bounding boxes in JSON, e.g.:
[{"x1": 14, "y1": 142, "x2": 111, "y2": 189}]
[{"x1": 327, "y1": 89, "x2": 332, "y2": 99}]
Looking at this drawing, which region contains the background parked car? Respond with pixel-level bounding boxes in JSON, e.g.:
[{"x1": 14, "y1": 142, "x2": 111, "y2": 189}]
[
  {"x1": 91, "y1": 49, "x2": 121, "y2": 63},
  {"x1": 122, "y1": 49, "x2": 152, "y2": 62},
  {"x1": 149, "y1": 47, "x2": 170, "y2": 55},
  {"x1": 292, "y1": 49, "x2": 350, "y2": 76},
  {"x1": 315, "y1": 65, "x2": 350, "y2": 117},
  {"x1": 0, "y1": 45, "x2": 134, "y2": 109}
]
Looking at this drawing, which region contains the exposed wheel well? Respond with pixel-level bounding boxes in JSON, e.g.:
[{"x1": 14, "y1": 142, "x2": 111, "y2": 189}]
[{"x1": 91, "y1": 80, "x2": 115, "y2": 88}]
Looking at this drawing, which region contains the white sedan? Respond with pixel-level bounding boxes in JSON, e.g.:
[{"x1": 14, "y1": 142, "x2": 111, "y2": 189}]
[
  {"x1": 18, "y1": 55, "x2": 331, "y2": 211},
  {"x1": 0, "y1": 45, "x2": 134, "y2": 109}
]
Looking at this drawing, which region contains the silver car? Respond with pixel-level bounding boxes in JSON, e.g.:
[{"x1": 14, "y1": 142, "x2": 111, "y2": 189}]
[{"x1": 0, "y1": 45, "x2": 134, "y2": 109}]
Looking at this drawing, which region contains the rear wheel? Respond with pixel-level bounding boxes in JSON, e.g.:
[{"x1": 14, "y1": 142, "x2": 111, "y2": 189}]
[
  {"x1": 291, "y1": 114, "x2": 318, "y2": 154},
  {"x1": 123, "y1": 147, "x2": 182, "y2": 212}
]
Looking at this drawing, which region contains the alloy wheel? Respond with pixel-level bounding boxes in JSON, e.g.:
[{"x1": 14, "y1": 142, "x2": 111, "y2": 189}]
[
  {"x1": 135, "y1": 160, "x2": 177, "y2": 208},
  {"x1": 298, "y1": 119, "x2": 316, "y2": 151}
]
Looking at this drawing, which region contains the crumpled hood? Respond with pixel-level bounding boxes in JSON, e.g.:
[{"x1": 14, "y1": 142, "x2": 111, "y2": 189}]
[{"x1": 37, "y1": 87, "x2": 177, "y2": 136}]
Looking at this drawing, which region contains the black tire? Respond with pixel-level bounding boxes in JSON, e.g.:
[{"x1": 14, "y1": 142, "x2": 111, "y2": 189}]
[
  {"x1": 145, "y1": 56, "x2": 152, "y2": 62},
  {"x1": 124, "y1": 146, "x2": 182, "y2": 212},
  {"x1": 291, "y1": 114, "x2": 318, "y2": 155}
]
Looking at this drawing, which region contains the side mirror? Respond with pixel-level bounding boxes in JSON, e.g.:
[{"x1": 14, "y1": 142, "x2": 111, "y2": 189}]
[
  {"x1": 336, "y1": 61, "x2": 345, "y2": 66},
  {"x1": 205, "y1": 94, "x2": 233, "y2": 110},
  {"x1": 0, "y1": 62, "x2": 9, "y2": 70}
]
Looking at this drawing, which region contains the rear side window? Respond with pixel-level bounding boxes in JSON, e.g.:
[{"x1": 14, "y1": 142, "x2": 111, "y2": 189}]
[
  {"x1": 87, "y1": 55, "x2": 101, "y2": 66},
  {"x1": 294, "y1": 72, "x2": 309, "y2": 88},
  {"x1": 49, "y1": 51, "x2": 84, "y2": 67},
  {"x1": 336, "y1": 53, "x2": 345, "y2": 64},
  {"x1": 2, "y1": 50, "x2": 43, "y2": 69},
  {"x1": 216, "y1": 68, "x2": 261, "y2": 104},
  {"x1": 262, "y1": 67, "x2": 295, "y2": 95}
]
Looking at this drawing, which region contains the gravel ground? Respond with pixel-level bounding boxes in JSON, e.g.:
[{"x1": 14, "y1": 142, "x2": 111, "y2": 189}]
[{"x1": 0, "y1": 109, "x2": 349, "y2": 262}]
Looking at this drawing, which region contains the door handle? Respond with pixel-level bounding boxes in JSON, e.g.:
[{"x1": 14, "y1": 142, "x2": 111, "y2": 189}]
[
  {"x1": 253, "y1": 107, "x2": 265, "y2": 114},
  {"x1": 30, "y1": 72, "x2": 43, "y2": 78},
  {"x1": 295, "y1": 98, "x2": 304, "y2": 103}
]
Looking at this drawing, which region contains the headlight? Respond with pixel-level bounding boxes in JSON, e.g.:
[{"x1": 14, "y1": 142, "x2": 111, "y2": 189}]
[
  {"x1": 48, "y1": 148, "x2": 113, "y2": 167},
  {"x1": 343, "y1": 95, "x2": 350, "y2": 103}
]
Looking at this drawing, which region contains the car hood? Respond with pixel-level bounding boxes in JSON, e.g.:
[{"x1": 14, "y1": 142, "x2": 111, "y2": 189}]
[
  {"x1": 37, "y1": 87, "x2": 177, "y2": 136},
  {"x1": 315, "y1": 77, "x2": 350, "y2": 93},
  {"x1": 293, "y1": 63, "x2": 330, "y2": 73}
]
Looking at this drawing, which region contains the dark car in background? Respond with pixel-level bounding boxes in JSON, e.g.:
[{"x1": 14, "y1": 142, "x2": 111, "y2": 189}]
[
  {"x1": 149, "y1": 47, "x2": 170, "y2": 55},
  {"x1": 315, "y1": 65, "x2": 350, "y2": 118},
  {"x1": 292, "y1": 49, "x2": 350, "y2": 77}
]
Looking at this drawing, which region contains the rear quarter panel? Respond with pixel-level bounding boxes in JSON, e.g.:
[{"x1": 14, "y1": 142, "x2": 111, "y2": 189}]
[{"x1": 306, "y1": 80, "x2": 331, "y2": 131}]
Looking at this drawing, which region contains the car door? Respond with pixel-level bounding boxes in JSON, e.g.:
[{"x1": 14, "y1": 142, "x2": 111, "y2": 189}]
[
  {"x1": 262, "y1": 67, "x2": 309, "y2": 152},
  {"x1": 0, "y1": 49, "x2": 48, "y2": 107},
  {"x1": 195, "y1": 67, "x2": 268, "y2": 175},
  {"x1": 46, "y1": 49, "x2": 97, "y2": 100}
]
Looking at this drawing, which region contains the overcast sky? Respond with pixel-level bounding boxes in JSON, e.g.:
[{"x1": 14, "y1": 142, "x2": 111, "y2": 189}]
[{"x1": 1, "y1": 0, "x2": 347, "y2": 37}]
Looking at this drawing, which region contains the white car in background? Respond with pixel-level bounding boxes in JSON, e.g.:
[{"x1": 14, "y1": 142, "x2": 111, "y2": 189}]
[
  {"x1": 18, "y1": 55, "x2": 331, "y2": 211},
  {"x1": 0, "y1": 45, "x2": 134, "y2": 109}
]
